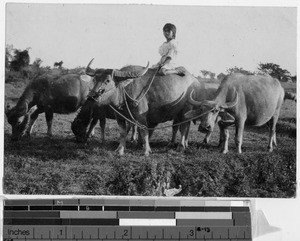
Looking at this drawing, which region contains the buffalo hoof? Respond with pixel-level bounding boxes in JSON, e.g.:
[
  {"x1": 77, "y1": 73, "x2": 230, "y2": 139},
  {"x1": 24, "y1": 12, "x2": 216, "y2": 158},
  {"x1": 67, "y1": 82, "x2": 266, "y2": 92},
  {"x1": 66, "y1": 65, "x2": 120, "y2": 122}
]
[
  {"x1": 130, "y1": 139, "x2": 139, "y2": 145},
  {"x1": 199, "y1": 140, "x2": 210, "y2": 148},
  {"x1": 167, "y1": 141, "x2": 177, "y2": 149},
  {"x1": 144, "y1": 149, "x2": 152, "y2": 156},
  {"x1": 24, "y1": 132, "x2": 32, "y2": 139},
  {"x1": 115, "y1": 146, "x2": 125, "y2": 156},
  {"x1": 221, "y1": 149, "x2": 229, "y2": 154},
  {"x1": 184, "y1": 147, "x2": 193, "y2": 154},
  {"x1": 202, "y1": 139, "x2": 209, "y2": 145},
  {"x1": 176, "y1": 145, "x2": 185, "y2": 152},
  {"x1": 197, "y1": 143, "x2": 207, "y2": 149}
]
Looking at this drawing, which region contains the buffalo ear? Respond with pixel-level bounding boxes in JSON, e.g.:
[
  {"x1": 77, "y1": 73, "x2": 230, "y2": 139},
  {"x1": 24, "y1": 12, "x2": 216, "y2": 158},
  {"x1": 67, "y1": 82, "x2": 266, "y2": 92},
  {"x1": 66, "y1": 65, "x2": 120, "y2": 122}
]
[
  {"x1": 5, "y1": 104, "x2": 12, "y2": 115},
  {"x1": 116, "y1": 78, "x2": 134, "y2": 87},
  {"x1": 80, "y1": 75, "x2": 92, "y2": 83},
  {"x1": 218, "y1": 110, "x2": 235, "y2": 124}
]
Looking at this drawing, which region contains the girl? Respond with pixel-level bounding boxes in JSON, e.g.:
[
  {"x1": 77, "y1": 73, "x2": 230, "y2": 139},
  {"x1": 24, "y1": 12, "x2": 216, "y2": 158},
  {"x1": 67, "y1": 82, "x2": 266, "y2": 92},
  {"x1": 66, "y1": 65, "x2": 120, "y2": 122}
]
[{"x1": 153, "y1": 23, "x2": 184, "y2": 76}]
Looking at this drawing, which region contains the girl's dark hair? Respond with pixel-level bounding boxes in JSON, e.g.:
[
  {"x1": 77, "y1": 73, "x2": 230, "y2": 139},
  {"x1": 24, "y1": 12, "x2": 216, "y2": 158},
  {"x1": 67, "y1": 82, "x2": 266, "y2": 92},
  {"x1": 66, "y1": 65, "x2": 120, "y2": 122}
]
[{"x1": 163, "y1": 23, "x2": 176, "y2": 39}]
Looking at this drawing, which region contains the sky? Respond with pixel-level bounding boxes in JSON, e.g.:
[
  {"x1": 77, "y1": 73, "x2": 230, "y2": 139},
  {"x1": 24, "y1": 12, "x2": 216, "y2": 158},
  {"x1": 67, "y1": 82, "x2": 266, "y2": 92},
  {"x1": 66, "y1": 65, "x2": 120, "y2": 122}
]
[{"x1": 4, "y1": 1, "x2": 297, "y2": 76}]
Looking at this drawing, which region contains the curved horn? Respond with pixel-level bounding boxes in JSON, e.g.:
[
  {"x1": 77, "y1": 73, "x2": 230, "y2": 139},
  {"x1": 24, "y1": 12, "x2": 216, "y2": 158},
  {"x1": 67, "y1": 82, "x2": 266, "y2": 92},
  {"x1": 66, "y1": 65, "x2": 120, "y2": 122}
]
[
  {"x1": 85, "y1": 58, "x2": 96, "y2": 76},
  {"x1": 188, "y1": 89, "x2": 217, "y2": 107},
  {"x1": 220, "y1": 90, "x2": 238, "y2": 109},
  {"x1": 113, "y1": 62, "x2": 150, "y2": 79},
  {"x1": 18, "y1": 105, "x2": 36, "y2": 130}
]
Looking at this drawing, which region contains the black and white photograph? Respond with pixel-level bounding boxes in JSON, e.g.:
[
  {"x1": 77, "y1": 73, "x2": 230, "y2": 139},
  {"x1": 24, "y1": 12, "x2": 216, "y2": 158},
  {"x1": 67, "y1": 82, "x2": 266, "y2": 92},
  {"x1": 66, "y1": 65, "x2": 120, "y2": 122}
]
[{"x1": 1, "y1": 1, "x2": 299, "y2": 240}]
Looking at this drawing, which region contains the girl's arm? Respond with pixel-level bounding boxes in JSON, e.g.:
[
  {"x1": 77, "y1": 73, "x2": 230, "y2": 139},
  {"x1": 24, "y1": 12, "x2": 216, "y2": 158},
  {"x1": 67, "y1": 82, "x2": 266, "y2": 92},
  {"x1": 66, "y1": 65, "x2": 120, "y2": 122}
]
[{"x1": 160, "y1": 45, "x2": 176, "y2": 65}]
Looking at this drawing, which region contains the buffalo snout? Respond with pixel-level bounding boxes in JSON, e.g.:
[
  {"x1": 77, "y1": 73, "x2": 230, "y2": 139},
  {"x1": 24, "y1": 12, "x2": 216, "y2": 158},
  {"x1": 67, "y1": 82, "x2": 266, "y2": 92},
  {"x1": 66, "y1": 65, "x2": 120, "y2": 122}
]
[
  {"x1": 198, "y1": 123, "x2": 213, "y2": 133},
  {"x1": 71, "y1": 119, "x2": 88, "y2": 143}
]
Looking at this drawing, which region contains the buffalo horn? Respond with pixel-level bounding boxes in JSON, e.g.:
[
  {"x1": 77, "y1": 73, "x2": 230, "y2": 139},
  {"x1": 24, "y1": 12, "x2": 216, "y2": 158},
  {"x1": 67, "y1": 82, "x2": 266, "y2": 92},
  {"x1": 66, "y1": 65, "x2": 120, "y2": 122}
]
[
  {"x1": 85, "y1": 58, "x2": 96, "y2": 76},
  {"x1": 220, "y1": 90, "x2": 238, "y2": 109},
  {"x1": 18, "y1": 104, "x2": 34, "y2": 130},
  {"x1": 188, "y1": 90, "x2": 216, "y2": 107},
  {"x1": 113, "y1": 62, "x2": 150, "y2": 79}
]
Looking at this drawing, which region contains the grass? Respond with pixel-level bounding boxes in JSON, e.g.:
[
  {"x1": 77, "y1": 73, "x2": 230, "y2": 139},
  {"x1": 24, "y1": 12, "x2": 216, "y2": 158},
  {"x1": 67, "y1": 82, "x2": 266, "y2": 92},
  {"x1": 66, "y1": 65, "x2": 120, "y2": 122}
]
[{"x1": 3, "y1": 73, "x2": 297, "y2": 197}]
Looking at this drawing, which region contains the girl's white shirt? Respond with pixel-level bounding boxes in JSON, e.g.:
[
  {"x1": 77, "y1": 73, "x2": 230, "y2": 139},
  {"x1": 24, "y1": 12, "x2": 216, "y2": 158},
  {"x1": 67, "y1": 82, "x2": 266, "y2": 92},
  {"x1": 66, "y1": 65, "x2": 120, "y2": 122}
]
[{"x1": 153, "y1": 39, "x2": 178, "y2": 70}]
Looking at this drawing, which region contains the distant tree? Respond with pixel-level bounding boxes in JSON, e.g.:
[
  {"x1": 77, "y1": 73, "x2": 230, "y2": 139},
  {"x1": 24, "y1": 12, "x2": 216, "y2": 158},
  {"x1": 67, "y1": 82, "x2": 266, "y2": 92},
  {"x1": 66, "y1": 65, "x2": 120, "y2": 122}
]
[
  {"x1": 258, "y1": 63, "x2": 291, "y2": 81},
  {"x1": 208, "y1": 72, "x2": 216, "y2": 79},
  {"x1": 200, "y1": 70, "x2": 210, "y2": 78},
  {"x1": 10, "y1": 48, "x2": 31, "y2": 71},
  {"x1": 226, "y1": 66, "x2": 254, "y2": 75},
  {"x1": 200, "y1": 70, "x2": 216, "y2": 79},
  {"x1": 5, "y1": 44, "x2": 14, "y2": 68},
  {"x1": 33, "y1": 58, "x2": 42, "y2": 68}
]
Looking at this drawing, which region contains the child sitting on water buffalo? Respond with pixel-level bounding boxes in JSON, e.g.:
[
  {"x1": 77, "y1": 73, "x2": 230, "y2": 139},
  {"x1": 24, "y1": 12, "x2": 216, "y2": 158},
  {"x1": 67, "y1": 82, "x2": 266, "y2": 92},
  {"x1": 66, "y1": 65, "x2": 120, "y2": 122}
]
[{"x1": 152, "y1": 23, "x2": 185, "y2": 76}]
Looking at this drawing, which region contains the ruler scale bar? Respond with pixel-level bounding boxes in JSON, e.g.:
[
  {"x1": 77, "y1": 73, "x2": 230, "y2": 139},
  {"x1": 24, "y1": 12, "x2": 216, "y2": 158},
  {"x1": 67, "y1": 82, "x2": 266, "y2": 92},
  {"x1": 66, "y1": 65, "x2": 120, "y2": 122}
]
[
  {"x1": 3, "y1": 199, "x2": 252, "y2": 240},
  {"x1": 3, "y1": 225, "x2": 252, "y2": 239}
]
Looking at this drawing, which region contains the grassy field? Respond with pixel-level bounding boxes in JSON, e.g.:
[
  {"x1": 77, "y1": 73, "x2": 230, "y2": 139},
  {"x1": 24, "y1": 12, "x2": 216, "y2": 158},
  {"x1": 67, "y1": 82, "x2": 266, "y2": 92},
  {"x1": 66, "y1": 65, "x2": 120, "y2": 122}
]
[{"x1": 3, "y1": 77, "x2": 297, "y2": 197}]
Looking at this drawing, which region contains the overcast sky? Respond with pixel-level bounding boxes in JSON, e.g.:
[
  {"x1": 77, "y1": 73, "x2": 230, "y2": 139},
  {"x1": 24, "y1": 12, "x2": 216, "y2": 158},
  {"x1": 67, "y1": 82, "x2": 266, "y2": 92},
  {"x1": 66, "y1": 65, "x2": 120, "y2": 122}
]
[{"x1": 4, "y1": 2, "x2": 297, "y2": 76}]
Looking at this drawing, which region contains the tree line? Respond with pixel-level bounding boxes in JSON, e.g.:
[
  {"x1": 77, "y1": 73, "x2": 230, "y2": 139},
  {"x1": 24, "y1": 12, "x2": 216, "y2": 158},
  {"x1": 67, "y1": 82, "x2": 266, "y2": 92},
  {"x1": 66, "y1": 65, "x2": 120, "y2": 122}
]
[
  {"x1": 200, "y1": 63, "x2": 296, "y2": 82},
  {"x1": 6, "y1": 45, "x2": 296, "y2": 83}
]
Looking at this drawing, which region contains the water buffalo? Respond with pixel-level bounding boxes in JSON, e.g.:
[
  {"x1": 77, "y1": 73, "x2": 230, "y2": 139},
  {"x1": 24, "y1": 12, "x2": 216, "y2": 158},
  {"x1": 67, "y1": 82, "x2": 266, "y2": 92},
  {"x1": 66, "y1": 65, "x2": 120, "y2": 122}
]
[
  {"x1": 54, "y1": 61, "x2": 63, "y2": 68},
  {"x1": 184, "y1": 82, "x2": 219, "y2": 145},
  {"x1": 6, "y1": 73, "x2": 95, "y2": 141},
  {"x1": 72, "y1": 59, "x2": 203, "y2": 156},
  {"x1": 185, "y1": 73, "x2": 285, "y2": 153},
  {"x1": 72, "y1": 103, "x2": 138, "y2": 143},
  {"x1": 284, "y1": 91, "x2": 296, "y2": 102}
]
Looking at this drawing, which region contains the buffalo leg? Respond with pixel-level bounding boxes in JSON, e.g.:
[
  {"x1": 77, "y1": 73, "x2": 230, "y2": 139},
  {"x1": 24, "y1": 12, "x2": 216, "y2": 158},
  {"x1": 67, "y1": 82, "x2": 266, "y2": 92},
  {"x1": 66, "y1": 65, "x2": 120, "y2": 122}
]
[
  {"x1": 99, "y1": 117, "x2": 106, "y2": 142},
  {"x1": 128, "y1": 124, "x2": 138, "y2": 143},
  {"x1": 221, "y1": 126, "x2": 230, "y2": 154},
  {"x1": 134, "y1": 128, "x2": 143, "y2": 147},
  {"x1": 25, "y1": 108, "x2": 40, "y2": 136},
  {"x1": 45, "y1": 110, "x2": 54, "y2": 137},
  {"x1": 267, "y1": 113, "x2": 279, "y2": 152},
  {"x1": 87, "y1": 118, "x2": 98, "y2": 139},
  {"x1": 202, "y1": 131, "x2": 212, "y2": 144},
  {"x1": 132, "y1": 125, "x2": 138, "y2": 142},
  {"x1": 148, "y1": 126, "x2": 155, "y2": 139},
  {"x1": 138, "y1": 122, "x2": 154, "y2": 156},
  {"x1": 140, "y1": 128, "x2": 152, "y2": 156},
  {"x1": 168, "y1": 118, "x2": 179, "y2": 148},
  {"x1": 177, "y1": 121, "x2": 190, "y2": 152},
  {"x1": 235, "y1": 120, "x2": 245, "y2": 154},
  {"x1": 115, "y1": 118, "x2": 127, "y2": 156},
  {"x1": 217, "y1": 122, "x2": 226, "y2": 147}
]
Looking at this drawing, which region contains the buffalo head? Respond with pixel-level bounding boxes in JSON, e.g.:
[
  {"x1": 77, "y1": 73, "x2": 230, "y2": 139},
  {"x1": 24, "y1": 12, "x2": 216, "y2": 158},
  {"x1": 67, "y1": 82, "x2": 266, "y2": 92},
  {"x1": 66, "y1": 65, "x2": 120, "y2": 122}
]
[
  {"x1": 85, "y1": 59, "x2": 149, "y2": 104},
  {"x1": 71, "y1": 98, "x2": 96, "y2": 143},
  {"x1": 71, "y1": 118, "x2": 88, "y2": 143},
  {"x1": 184, "y1": 90, "x2": 238, "y2": 133},
  {"x1": 6, "y1": 105, "x2": 37, "y2": 141}
]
